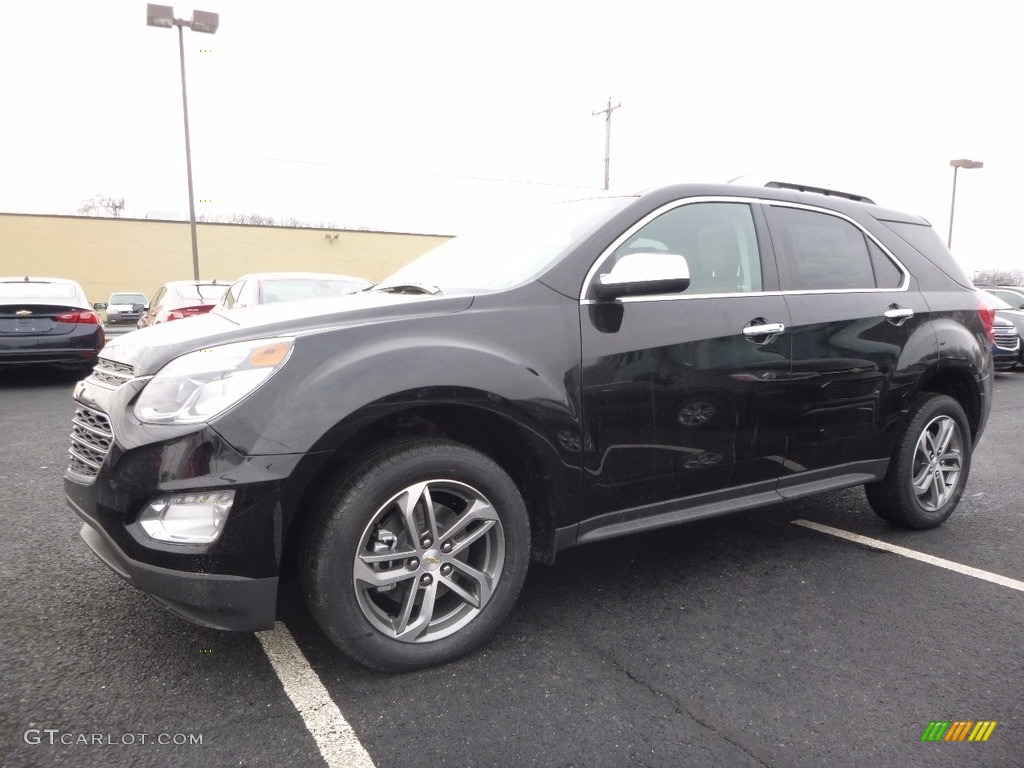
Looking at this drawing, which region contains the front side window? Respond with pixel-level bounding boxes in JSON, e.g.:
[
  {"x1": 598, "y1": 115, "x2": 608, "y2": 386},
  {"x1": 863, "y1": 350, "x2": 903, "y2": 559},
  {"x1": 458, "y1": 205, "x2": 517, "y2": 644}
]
[
  {"x1": 600, "y1": 202, "x2": 763, "y2": 295},
  {"x1": 769, "y1": 206, "x2": 900, "y2": 291}
]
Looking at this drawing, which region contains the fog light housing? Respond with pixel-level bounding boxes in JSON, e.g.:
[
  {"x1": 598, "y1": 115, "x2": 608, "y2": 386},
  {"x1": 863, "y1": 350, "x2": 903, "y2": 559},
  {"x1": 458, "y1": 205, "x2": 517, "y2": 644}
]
[{"x1": 138, "y1": 491, "x2": 235, "y2": 544}]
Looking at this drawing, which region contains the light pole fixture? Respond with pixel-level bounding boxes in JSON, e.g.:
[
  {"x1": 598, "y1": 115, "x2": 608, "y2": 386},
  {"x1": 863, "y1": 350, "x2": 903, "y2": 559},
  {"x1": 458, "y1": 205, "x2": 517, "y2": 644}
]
[
  {"x1": 947, "y1": 158, "x2": 983, "y2": 250},
  {"x1": 147, "y1": 4, "x2": 220, "y2": 281}
]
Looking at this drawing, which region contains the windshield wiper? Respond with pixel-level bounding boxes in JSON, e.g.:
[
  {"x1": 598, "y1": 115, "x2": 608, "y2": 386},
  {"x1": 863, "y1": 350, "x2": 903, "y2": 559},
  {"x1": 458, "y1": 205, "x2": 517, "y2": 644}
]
[{"x1": 375, "y1": 283, "x2": 441, "y2": 295}]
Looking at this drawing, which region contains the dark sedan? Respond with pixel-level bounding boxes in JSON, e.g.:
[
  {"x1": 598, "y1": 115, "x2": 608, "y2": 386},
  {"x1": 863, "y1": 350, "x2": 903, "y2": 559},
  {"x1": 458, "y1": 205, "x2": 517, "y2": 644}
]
[{"x1": 1, "y1": 276, "x2": 104, "y2": 373}]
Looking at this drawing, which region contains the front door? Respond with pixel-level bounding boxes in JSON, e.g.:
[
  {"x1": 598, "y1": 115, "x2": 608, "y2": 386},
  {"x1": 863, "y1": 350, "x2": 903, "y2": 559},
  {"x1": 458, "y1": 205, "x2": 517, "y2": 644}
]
[{"x1": 578, "y1": 200, "x2": 792, "y2": 538}]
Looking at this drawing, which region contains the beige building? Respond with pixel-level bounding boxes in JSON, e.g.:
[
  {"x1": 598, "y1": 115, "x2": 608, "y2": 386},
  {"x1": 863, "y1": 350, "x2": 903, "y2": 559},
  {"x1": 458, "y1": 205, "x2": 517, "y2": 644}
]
[{"x1": 1, "y1": 213, "x2": 450, "y2": 304}]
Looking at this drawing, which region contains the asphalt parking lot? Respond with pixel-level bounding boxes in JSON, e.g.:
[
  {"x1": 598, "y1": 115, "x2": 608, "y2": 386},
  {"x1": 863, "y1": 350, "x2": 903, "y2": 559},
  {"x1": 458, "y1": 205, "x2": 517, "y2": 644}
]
[{"x1": 1, "y1": 365, "x2": 1021, "y2": 768}]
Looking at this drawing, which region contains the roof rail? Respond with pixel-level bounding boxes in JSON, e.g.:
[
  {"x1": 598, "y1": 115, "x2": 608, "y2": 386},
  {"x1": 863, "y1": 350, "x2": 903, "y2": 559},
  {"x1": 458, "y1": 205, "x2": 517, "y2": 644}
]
[{"x1": 764, "y1": 181, "x2": 875, "y2": 205}]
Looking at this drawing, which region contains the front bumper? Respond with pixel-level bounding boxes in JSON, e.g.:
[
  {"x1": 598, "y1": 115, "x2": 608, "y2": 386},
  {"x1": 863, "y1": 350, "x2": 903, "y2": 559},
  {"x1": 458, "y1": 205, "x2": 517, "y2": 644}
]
[
  {"x1": 63, "y1": 364, "x2": 329, "y2": 631},
  {"x1": 71, "y1": 496, "x2": 277, "y2": 631}
]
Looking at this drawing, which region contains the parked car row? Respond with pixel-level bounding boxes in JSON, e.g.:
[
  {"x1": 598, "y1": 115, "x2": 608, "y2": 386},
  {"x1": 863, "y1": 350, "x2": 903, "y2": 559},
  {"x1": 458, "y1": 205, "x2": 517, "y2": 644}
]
[
  {"x1": 90, "y1": 272, "x2": 373, "y2": 330},
  {"x1": 2, "y1": 272, "x2": 372, "y2": 373}
]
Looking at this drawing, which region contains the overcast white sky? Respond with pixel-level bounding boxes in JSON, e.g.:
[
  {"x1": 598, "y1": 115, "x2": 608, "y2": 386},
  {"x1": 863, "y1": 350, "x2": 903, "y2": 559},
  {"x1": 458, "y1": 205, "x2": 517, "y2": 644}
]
[{"x1": 2, "y1": 0, "x2": 1020, "y2": 274}]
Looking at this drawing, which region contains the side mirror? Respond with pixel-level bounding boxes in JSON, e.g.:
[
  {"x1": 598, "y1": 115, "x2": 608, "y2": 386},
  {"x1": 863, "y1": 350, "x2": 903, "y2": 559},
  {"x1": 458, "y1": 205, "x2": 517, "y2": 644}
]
[
  {"x1": 594, "y1": 252, "x2": 691, "y2": 300},
  {"x1": 132, "y1": 303, "x2": 146, "y2": 312},
  {"x1": 93, "y1": 302, "x2": 108, "y2": 310}
]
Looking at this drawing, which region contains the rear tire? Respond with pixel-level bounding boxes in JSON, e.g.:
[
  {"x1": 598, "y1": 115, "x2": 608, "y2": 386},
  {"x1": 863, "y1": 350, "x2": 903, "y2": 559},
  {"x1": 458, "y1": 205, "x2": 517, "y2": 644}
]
[
  {"x1": 864, "y1": 393, "x2": 972, "y2": 529},
  {"x1": 301, "y1": 438, "x2": 530, "y2": 672}
]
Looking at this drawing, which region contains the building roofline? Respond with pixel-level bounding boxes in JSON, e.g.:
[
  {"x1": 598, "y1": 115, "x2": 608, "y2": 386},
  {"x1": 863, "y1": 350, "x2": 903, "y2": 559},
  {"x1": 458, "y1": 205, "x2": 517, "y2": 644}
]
[{"x1": 0, "y1": 210, "x2": 452, "y2": 239}]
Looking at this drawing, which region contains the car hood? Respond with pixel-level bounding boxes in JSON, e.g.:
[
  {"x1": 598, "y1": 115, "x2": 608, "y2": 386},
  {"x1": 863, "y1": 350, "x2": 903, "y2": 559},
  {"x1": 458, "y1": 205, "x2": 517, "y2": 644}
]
[{"x1": 102, "y1": 290, "x2": 474, "y2": 375}]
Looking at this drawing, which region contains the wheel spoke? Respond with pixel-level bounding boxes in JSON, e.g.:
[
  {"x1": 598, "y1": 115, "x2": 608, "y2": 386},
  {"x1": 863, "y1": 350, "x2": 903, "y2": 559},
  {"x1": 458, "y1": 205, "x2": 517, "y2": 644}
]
[
  {"x1": 394, "y1": 481, "x2": 438, "y2": 548},
  {"x1": 939, "y1": 450, "x2": 961, "y2": 469},
  {"x1": 393, "y1": 579, "x2": 421, "y2": 637},
  {"x1": 934, "y1": 418, "x2": 956, "y2": 456},
  {"x1": 359, "y1": 548, "x2": 417, "y2": 564},
  {"x1": 354, "y1": 558, "x2": 416, "y2": 589},
  {"x1": 450, "y1": 560, "x2": 493, "y2": 609},
  {"x1": 420, "y1": 485, "x2": 440, "y2": 543},
  {"x1": 439, "y1": 573, "x2": 480, "y2": 609},
  {"x1": 912, "y1": 464, "x2": 933, "y2": 494},
  {"x1": 441, "y1": 498, "x2": 498, "y2": 546},
  {"x1": 394, "y1": 581, "x2": 438, "y2": 641}
]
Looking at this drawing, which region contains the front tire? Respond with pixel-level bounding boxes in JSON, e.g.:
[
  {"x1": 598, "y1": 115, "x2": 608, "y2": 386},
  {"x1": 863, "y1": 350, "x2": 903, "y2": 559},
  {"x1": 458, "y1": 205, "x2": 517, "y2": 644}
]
[
  {"x1": 301, "y1": 439, "x2": 530, "y2": 672},
  {"x1": 865, "y1": 393, "x2": 972, "y2": 529}
]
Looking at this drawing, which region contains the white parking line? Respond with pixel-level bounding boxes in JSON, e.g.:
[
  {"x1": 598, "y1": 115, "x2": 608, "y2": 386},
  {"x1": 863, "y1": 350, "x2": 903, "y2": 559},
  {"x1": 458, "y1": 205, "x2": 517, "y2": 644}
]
[
  {"x1": 257, "y1": 622, "x2": 376, "y2": 768},
  {"x1": 792, "y1": 519, "x2": 1024, "y2": 593}
]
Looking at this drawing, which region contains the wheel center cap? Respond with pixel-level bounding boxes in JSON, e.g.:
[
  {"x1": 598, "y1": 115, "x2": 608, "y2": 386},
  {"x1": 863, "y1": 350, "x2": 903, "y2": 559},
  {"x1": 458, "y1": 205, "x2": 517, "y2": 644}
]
[{"x1": 423, "y1": 550, "x2": 442, "y2": 571}]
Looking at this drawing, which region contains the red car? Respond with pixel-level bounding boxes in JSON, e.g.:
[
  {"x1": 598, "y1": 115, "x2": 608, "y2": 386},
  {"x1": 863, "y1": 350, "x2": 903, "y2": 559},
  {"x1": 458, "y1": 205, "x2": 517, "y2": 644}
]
[{"x1": 137, "y1": 281, "x2": 229, "y2": 328}]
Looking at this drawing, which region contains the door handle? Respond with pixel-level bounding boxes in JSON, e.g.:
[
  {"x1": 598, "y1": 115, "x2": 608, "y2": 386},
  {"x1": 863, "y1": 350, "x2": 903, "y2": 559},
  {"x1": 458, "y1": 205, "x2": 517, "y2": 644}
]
[
  {"x1": 884, "y1": 305, "x2": 914, "y2": 324},
  {"x1": 742, "y1": 322, "x2": 785, "y2": 337}
]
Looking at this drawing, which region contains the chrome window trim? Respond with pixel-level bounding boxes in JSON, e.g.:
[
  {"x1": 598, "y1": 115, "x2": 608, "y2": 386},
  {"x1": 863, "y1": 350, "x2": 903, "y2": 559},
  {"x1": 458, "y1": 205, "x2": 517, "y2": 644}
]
[
  {"x1": 581, "y1": 290, "x2": 784, "y2": 306},
  {"x1": 580, "y1": 196, "x2": 758, "y2": 302},
  {"x1": 764, "y1": 200, "x2": 910, "y2": 293},
  {"x1": 578, "y1": 196, "x2": 910, "y2": 304}
]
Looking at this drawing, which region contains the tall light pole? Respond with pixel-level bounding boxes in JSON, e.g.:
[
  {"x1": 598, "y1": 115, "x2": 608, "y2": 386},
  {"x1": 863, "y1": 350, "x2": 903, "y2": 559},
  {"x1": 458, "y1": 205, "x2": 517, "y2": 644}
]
[
  {"x1": 948, "y1": 158, "x2": 983, "y2": 249},
  {"x1": 592, "y1": 97, "x2": 621, "y2": 191},
  {"x1": 147, "y1": 4, "x2": 219, "y2": 281}
]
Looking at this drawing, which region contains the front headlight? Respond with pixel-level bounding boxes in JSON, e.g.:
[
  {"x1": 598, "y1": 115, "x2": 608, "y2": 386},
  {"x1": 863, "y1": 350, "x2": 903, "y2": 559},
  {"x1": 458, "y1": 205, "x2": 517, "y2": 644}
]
[{"x1": 134, "y1": 338, "x2": 294, "y2": 424}]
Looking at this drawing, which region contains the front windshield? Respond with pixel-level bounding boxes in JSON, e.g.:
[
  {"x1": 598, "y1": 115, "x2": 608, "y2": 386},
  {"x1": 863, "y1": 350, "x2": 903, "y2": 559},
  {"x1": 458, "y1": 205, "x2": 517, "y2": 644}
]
[
  {"x1": 110, "y1": 293, "x2": 147, "y2": 304},
  {"x1": 377, "y1": 196, "x2": 633, "y2": 293}
]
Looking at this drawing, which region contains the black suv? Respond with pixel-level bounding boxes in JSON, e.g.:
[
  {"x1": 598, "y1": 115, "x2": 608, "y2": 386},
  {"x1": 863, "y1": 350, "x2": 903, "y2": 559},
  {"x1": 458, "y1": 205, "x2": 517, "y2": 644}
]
[{"x1": 65, "y1": 182, "x2": 994, "y2": 671}]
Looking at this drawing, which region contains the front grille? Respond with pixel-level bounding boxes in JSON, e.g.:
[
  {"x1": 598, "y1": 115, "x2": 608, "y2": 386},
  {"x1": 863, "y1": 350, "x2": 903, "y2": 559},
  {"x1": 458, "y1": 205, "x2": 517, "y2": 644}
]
[
  {"x1": 68, "y1": 406, "x2": 114, "y2": 481},
  {"x1": 994, "y1": 328, "x2": 1020, "y2": 351},
  {"x1": 89, "y1": 357, "x2": 135, "y2": 389}
]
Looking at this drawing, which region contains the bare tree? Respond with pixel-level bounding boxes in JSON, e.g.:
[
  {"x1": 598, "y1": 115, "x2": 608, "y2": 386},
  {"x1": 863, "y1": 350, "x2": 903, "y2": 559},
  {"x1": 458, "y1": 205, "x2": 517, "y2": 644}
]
[
  {"x1": 77, "y1": 193, "x2": 126, "y2": 218},
  {"x1": 101, "y1": 197, "x2": 126, "y2": 218},
  {"x1": 975, "y1": 268, "x2": 1024, "y2": 286},
  {"x1": 188, "y1": 212, "x2": 344, "y2": 230}
]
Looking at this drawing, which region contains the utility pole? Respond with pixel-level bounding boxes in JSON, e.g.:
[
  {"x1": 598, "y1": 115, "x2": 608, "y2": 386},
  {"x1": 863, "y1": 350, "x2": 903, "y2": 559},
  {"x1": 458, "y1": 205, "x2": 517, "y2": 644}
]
[{"x1": 592, "y1": 97, "x2": 621, "y2": 191}]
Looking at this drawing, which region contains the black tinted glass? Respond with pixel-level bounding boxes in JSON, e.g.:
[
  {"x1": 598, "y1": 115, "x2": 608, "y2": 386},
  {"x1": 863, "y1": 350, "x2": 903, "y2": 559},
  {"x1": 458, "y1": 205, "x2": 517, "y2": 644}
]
[{"x1": 771, "y1": 207, "x2": 876, "y2": 291}]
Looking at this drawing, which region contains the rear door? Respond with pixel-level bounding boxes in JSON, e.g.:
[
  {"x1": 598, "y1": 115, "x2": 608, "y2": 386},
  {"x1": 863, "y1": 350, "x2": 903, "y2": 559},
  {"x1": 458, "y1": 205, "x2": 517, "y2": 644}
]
[{"x1": 763, "y1": 202, "x2": 932, "y2": 488}]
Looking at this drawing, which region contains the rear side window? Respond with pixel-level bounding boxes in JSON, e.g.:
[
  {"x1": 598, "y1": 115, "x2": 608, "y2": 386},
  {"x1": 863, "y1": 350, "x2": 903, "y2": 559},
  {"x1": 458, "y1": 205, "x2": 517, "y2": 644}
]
[{"x1": 768, "y1": 206, "x2": 902, "y2": 291}]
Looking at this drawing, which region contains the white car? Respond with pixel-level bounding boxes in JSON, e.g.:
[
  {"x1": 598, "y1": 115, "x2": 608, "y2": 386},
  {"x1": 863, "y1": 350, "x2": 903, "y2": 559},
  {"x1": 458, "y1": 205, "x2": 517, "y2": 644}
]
[{"x1": 97, "y1": 292, "x2": 148, "y2": 325}]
